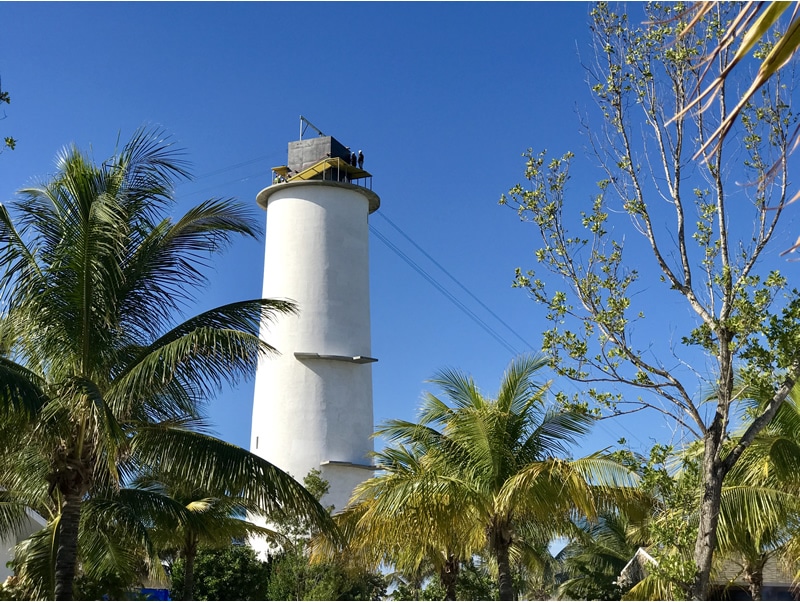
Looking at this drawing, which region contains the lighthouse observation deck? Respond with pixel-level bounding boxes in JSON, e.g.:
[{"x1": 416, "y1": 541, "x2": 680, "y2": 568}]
[{"x1": 270, "y1": 135, "x2": 373, "y2": 190}]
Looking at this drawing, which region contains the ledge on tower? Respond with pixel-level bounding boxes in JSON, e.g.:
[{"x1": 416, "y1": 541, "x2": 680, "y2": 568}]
[
  {"x1": 271, "y1": 135, "x2": 372, "y2": 189},
  {"x1": 320, "y1": 460, "x2": 377, "y2": 471},
  {"x1": 294, "y1": 352, "x2": 378, "y2": 364}
]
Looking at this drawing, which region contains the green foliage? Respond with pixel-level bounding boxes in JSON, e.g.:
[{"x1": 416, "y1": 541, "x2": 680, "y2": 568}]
[
  {"x1": 501, "y1": 1, "x2": 799, "y2": 423},
  {"x1": 556, "y1": 519, "x2": 632, "y2": 600},
  {"x1": 391, "y1": 560, "x2": 499, "y2": 601},
  {"x1": 0, "y1": 575, "x2": 37, "y2": 601},
  {"x1": 268, "y1": 471, "x2": 387, "y2": 601},
  {"x1": 73, "y1": 571, "x2": 144, "y2": 601},
  {"x1": 638, "y1": 448, "x2": 699, "y2": 595},
  {"x1": 348, "y1": 355, "x2": 638, "y2": 601},
  {"x1": 269, "y1": 469, "x2": 332, "y2": 548},
  {"x1": 501, "y1": 5, "x2": 800, "y2": 596},
  {"x1": 266, "y1": 548, "x2": 386, "y2": 601},
  {"x1": 390, "y1": 578, "x2": 445, "y2": 601},
  {"x1": 0, "y1": 77, "x2": 15, "y2": 151},
  {"x1": 0, "y1": 128, "x2": 329, "y2": 600},
  {"x1": 455, "y1": 559, "x2": 499, "y2": 601},
  {"x1": 170, "y1": 545, "x2": 271, "y2": 601}
]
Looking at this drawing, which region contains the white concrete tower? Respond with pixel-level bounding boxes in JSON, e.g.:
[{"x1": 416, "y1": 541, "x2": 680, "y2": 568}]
[{"x1": 250, "y1": 127, "x2": 379, "y2": 515}]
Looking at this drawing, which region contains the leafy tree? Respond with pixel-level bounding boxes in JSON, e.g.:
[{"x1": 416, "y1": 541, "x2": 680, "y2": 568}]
[
  {"x1": 270, "y1": 469, "x2": 334, "y2": 546},
  {"x1": 613, "y1": 445, "x2": 701, "y2": 600},
  {"x1": 614, "y1": 432, "x2": 798, "y2": 601},
  {"x1": 268, "y1": 471, "x2": 386, "y2": 601},
  {"x1": 344, "y1": 354, "x2": 637, "y2": 601},
  {"x1": 170, "y1": 545, "x2": 271, "y2": 601},
  {"x1": 0, "y1": 128, "x2": 329, "y2": 600},
  {"x1": 72, "y1": 569, "x2": 145, "y2": 601},
  {"x1": 555, "y1": 511, "x2": 644, "y2": 601},
  {"x1": 501, "y1": 3, "x2": 800, "y2": 598},
  {"x1": 390, "y1": 559, "x2": 499, "y2": 601},
  {"x1": 679, "y1": 3, "x2": 800, "y2": 165},
  {"x1": 0, "y1": 78, "x2": 15, "y2": 152},
  {"x1": 266, "y1": 549, "x2": 385, "y2": 601}
]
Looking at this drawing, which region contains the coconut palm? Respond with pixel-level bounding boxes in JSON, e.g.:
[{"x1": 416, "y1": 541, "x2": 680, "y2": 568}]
[
  {"x1": 369, "y1": 354, "x2": 639, "y2": 600},
  {"x1": 0, "y1": 128, "x2": 329, "y2": 600},
  {"x1": 714, "y1": 380, "x2": 800, "y2": 599},
  {"x1": 556, "y1": 511, "x2": 646, "y2": 601},
  {"x1": 128, "y1": 460, "x2": 290, "y2": 601},
  {"x1": 313, "y1": 442, "x2": 483, "y2": 601}
]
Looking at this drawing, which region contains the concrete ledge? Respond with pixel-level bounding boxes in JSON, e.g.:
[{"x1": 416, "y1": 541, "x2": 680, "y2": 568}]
[
  {"x1": 257, "y1": 179, "x2": 380, "y2": 214},
  {"x1": 320, "y1": 460, "x2": 377, "y2": 471},
  {"x1": 294, "y1": 352, "x2": 378, "y2": 364}
]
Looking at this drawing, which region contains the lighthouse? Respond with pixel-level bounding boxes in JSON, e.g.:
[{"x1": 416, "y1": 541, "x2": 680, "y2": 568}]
[{"x1": 250, "y1": 120, "x2": 379, "y2": 516}]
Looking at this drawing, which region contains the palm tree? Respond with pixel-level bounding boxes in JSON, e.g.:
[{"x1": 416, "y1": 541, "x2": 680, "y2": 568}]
[
  {"x1": 556, "y1": 511, "x2": 646, "y2": 601},
  {"x1": 361, "y1": 355, "x2": 639, "y2": 600},
  {"x1": 314, "y1": 442, "x2": 483, "y2": 601},
  {"x1": 128, "y1": 461, "x2": 289, "y2": 601},
  {"x1": 0, "y1": 128, "x2": 329, "y2": 600},
  {"x1": 713, "y1": 380, "x2": 800, "y2": 600}
]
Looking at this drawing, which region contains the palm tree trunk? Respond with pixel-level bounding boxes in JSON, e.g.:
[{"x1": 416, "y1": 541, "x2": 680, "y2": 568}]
[
  {"x1": 182, "y1": 539, "x2": 198, "y2": 601},
  {"x1": 496, "y1": 541, "x2": 515, "y2": 601},
  {"x1": 54, "y1": 490, "x2": 83, "y2": 601},
  {"x1": 439, "y1": 554, "x2": 459, "y2": 601},
  {"x1": 746, "y1": 560, "x2": 765, "y2": 601},
  {"x1": 490, "y1": 519, "x2": 515, "y2": 601}
]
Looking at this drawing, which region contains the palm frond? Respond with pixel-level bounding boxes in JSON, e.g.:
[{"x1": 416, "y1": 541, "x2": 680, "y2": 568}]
[
  {"x1": 495, "y1": 353, "x2": 549, "y2": 415},
  {"x1": 0, "y1": 492, "x2": 44, "y2": 543},
  {"x1": 116, "y1": 198, "x2": 263, "y2": 336},
  {"x1": 116, "y1": 126, "x2": 191, "y2": 212},
  {"x1": 12, "y1": 519, "x2": 58, "y2": 599},
  {"x1": 130, "y1": 426, "x2": 334, "y2": 537},
  {"x1": 425, "y1": 367, "x2": 485, "y2": 413},
  {"x1": 622, "y1": 571, "x2": 682, "y2": 601},
  {"x1": 109, "y1": 299, "x2": 294, "y2": 418},
  {"x1": 523, "y1": 407, "x2": 595, "y2": 458},
  {"x1": 716, "y1": 484, "x2": 795, "y2": 554},
  {"x1": 0, "y1": 355, "x2": 47, "y2": 418}
]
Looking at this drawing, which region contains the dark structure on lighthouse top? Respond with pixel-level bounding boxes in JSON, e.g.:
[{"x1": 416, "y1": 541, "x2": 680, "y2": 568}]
[{"x1": 271, "y1": 116, "x2": 372, "y2": 188}]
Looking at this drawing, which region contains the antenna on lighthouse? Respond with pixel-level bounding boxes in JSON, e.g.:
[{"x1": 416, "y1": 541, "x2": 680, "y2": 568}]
[{"x1": 299, "y1": 115, "x2": 325, "y2": 140}]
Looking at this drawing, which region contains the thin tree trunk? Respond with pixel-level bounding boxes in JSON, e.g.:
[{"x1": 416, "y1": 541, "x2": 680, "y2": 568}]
[
  {"x1": 54, "y1": 490, "x2": 83, "y2": 601},
  {"x1": 691, "y1": 467, "x2": 724, "y2": 600},
  {"x1": 691, "y1": 417, "x2": 726, "y2": 601},
  {"x1": 440, "y1": 554, "x2": 459, "y2": 601}
]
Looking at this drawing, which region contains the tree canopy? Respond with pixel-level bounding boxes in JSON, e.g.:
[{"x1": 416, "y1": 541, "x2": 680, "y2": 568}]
[
  {"x1": 320, "y1": 355, "x2": 638, "y2": 601},
  {"x1": 501, "y1": 3, "x2": 800, "y2": 598},
  {"x1": 0, "y1": 128, "x2": 329, "y2": 600}
]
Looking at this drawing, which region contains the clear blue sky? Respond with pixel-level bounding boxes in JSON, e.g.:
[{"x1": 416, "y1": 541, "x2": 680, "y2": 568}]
[{"x1": 2, "y1": 2, "x2": 796, "y2": 458}]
